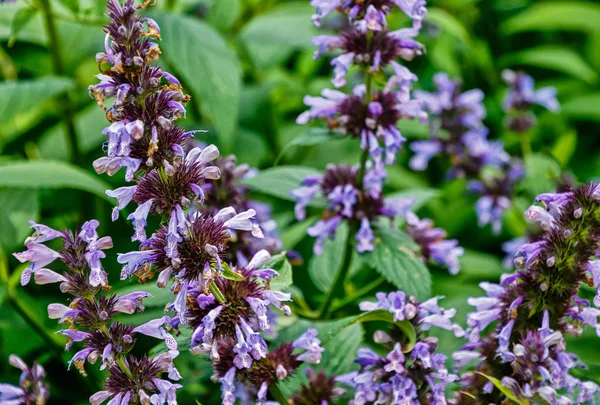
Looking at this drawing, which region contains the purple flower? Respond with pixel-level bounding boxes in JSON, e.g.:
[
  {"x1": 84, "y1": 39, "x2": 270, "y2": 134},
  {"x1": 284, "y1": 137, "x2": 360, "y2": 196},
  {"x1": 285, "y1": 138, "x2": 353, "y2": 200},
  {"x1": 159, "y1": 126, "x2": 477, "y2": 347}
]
[{"x1": 0, "y1": 355, "x2": 49, "y2": 405}]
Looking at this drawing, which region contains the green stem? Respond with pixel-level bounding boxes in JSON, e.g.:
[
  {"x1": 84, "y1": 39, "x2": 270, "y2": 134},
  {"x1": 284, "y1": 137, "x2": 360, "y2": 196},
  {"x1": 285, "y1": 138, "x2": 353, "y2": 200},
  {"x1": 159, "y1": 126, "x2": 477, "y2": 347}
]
[
  {"x1": 268, "y1": 383, "x2": 289, "y2": 405},
  {"x1": 209, "y1": 280, "x2": 226, "y2": 304},
  {"x1": 40, "y1": 0, "x2": 80, "y2": 165},
  {"x1": 520, "y1": 130, "x2": 532, "y2": 158},
  {"x1": 115, "y1": 356, "x2": 134, "y2": 380},
  {"x1": 330, "y1": 276, "x2": 385, "y2": 312}
]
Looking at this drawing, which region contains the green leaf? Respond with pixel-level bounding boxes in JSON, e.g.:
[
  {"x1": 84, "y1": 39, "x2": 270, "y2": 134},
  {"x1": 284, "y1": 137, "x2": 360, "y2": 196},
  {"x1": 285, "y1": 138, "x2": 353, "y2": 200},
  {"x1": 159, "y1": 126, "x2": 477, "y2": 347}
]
[
  {"x1": 0, "y1": 161, "x2": 112, "y2": 200},
  {"x1": 151, "y1": 12, "x2": 241, "y2": 154},
  {"x1": 426, "y1": 7, "x2": 470, "y2": 44},
  {"x1": 0, "y1": 77, "x2": 75, "y2": 127},
  {"x1": 38, "y1": 104, "x2": 108, "y2": 160},
  {"x1": 551, "y1": 130, "x2": 577, "y2": 166},
  {"x1": 364, "y1": 222, "x2": 431, "y2": 300},
  {"x1": 502, "y1": 2, "x2": 600, "y2": 35},
  {"x1": 9, "y1": 6, "x2": 38, "y2": 46},
  {"x1": 459, "y1": 249, "x2": 505, "y2": 280},
  {"x1": 562, "y1": 93, "x2": 600, "y2": 120},
  {"x1": 384, "y1": 188, "x2": 440, "y2": 212},
  {"x1": 521, "y1": 153, "x2": 560, "y2": 197},
  {"x1": 276, "y1": 128, "x2": 339, "y2": 164},
  {"x1": 56, "y1": 0, "x2": 80, "y2": 15},
  {"x1": 244, "y1": 166, "x2": 326, "y2": 205},
  {"x1": 220, "y1": 262, "x2": 246, "y2": 282},
  {"x1": 205, "y1": 0, "x2": 240, "y2": 31},
  {"x1": 500, "y1": 46, "x2": 598, "y2": 84},
  {"x1": 239, "y1": 2, "x2": 320, "y2": 48},
  {"x1": 281, "y1": 215, "x2": 317, "y2": 249},
  {"x1": 308, "y1": 223, "x2": 348, "y2": 293},
  {"x1": 348, "y1": 310, "x2": 417, "y2": 352},
  {"x1": 0, "y1": 188, "x2": 39, "y2": 251},
  {"x1": 265, "y1": 253, "x2": 293, "y2": 291},
  {"x1": 476, "y1": 372, "x2": 526, "y2": 405}
]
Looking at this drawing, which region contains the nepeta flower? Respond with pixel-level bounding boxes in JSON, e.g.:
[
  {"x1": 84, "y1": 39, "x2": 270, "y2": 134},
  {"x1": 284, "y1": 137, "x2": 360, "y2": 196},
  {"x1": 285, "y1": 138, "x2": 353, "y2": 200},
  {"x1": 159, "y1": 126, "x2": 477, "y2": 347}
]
[
  {"x1": 291, "y1": 164, "x2": 412, "y2": 254},
  {"x1": 0, "y1": 355, "x2": 49, "y2": 405},
  {"x1": 341, "y1": 292, "x2": 462, "y2": 404},
  {"x1": 214, "y1": 329, "x2": 324, "y2": 405},
  {"x1": 186, "y1": 250, "x2": 290, "y2": 365},
  {"x1": 290, "y1": 368, "x2": 346, "y2": 405},
  {"x1": 106, "y1": 145, "x2": 221, "y2": 241},
  {"x1": 405, "y1": 211, "x2": 464, "y2": 275},
  {"x1": 502, "y1": 69, "x2": 560, "y2": 132},
  {"x1": 297, "y1": 66, "x2": 425, "y2": 165},
  {"x1": 455, "y1": 184, "x2": 600, "y2": 404}
]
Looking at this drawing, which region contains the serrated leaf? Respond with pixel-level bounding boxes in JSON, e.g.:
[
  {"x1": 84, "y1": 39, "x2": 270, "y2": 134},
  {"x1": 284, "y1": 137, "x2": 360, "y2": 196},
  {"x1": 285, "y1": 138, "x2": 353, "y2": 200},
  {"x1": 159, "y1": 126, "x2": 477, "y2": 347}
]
[
  {"x1": 364, "y1": 223, "x2": 431, "y2": 300},
  {"x1": 244, "y1": 166, "x2": 326, "y2": 206},
  {"x1": 151, "y1": 12, "x2": 241, "y2": 154},
  {"x1": 562, "y1": 93, "x2": 600, "y2": 121},
  {"x1": 265, "y1": 253, "x2": 293, "y2": 291},
  {"x1": 500, "y1": 46, "x2": 598, "y2": 84},
  {"x1": 0, "y1": 161, "x2": 112, "y2": 200},
  {"x1": 502, "y1": 2, "x2": 600, "y2": 35},
  {"x1": 0, "y1": 77, "x2": 75, "y2": 127},
  {"x1": 308, "y1": 222, "x2": 348, "y2": 293},
  {"x1": 240, "y1": 2, "x2": 320, "y2": 48}
]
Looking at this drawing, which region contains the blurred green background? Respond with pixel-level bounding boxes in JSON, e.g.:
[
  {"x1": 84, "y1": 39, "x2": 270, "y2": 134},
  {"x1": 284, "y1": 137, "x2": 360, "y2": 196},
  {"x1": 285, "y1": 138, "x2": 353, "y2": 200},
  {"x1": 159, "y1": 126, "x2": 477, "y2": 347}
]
[{"x1": 1, "y1": 0, "x2": 600, "y2": 403}]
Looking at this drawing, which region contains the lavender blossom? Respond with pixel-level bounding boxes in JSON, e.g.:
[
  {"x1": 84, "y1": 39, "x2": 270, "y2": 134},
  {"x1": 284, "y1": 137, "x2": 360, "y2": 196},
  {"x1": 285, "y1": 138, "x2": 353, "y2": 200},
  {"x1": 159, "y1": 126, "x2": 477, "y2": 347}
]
[
  {"x1": 213, "y1": 329, "x2": 324, "y2": 404},
  {"x1": 455, "y1": 184, "x2": 600, "y2": 404},
  {"x1": 0, "y1": 355, "x2": 49, "y2": 405},
  {"x1": 341, "y1": 292, "x2": 462, "y2": 404},
  {"x1": 16, "y1": 220, "x2": 181, "y2": 404},
  {"x1": 502, "y1": 69, "x2": 560, "y2": 132}
]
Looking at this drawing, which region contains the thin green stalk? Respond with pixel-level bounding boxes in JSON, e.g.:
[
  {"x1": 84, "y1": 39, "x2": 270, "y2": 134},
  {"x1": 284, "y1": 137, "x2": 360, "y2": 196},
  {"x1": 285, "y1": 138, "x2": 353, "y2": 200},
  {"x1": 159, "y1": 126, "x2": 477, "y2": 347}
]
[
  {"x1": 520, "y1": 131, "x2": 532, "y2": 158},
  {"x1": 209, "y1": 279, "x2": 226, "y2": 304},
  {"x1": 330, "y1": 276, "x2": 385, "y2": 313},
  {"x1": 40, "y1": 0, "x2": 80, "y2": 164},
  {"x1": 268, "y1": 383, "x2": 289, "y2": 405}
]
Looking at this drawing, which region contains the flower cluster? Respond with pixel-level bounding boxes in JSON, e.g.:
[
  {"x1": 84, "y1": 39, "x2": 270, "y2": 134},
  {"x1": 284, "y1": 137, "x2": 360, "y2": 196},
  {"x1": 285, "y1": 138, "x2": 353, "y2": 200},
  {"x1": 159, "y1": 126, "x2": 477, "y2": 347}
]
[
  {"x1": 411, "y1": 72, "x2": 524, "y2": 234},
  {"x1": 14, "y1": 220, "x2": 182, "y2": 404},
  {"x1": 214, "y1": 329, "x2": 324, "y2": 404},
  {"x1": 502, "y1": 69, "x2": 560, "y2": 132},
  {"x1": 291, "y1": 164, "x2": 464, "y2": 273},
  {"x1": 0, "y1": 355, "x2": 49, "y2": 405},
  {"x1": 340, "y1": 291, "x2": 463, "y2": 404},
  {"x1": 289, "y1": 368, "x2": 346, "y2": 405},
  {"x1": 298, "y1": 0, "x2": 428, "y2": 166},
  {"x1": 454, "y1": 184, "x2": 600, "y2": 404}
]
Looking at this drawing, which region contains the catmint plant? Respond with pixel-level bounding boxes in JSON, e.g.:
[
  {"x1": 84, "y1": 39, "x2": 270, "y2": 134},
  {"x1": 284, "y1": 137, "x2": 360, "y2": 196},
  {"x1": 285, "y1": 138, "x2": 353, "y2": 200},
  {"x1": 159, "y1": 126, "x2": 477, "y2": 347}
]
[
  {"x1": 13, "y1": 220, "x2": 181, "y2": 404},
  {"x1": 454, "y1": 184, "x2": 600, "y2": 404}
]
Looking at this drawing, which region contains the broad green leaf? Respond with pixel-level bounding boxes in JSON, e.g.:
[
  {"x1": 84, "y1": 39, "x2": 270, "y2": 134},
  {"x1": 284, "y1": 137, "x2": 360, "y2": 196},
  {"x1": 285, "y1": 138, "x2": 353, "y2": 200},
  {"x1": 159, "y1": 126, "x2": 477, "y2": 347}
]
[
  {"x1": 38, "y1": 104, "x2": 108, "y2": 160},
  {"x1": 244, "y1": 166, "x2": 326, "y2": 206},
  {"x1": 0, "y1": 188, "x2": 39, "y2": 251},
  {"x1": 500, "y1": 46, "x2": 598, "y2": 84},
  {"x1": 240, "y1": 2, "x2": 320, "y2": 48},
  {"x1": 364, "y1": 223, "x2": 431, "y2": 300},
  {"x1": 205, "y1": 0, "x2": 240, "y2": 30},
  {"x1": 459, "y1": 249, "x2": 505, "y2": 280},
  {"x1": 56, "y1": 0, "x2": 80, "y2": 15},
  {"x1": 151, "y1": 12, "x2": 241, "y2": 154},
  {"x1": 384, "y1": 188, "x2": 440, "y2": 212},
  {"x1": 281, "y1": 215, "x2": 317, "y2": 249},
  {"x1": 308, "y1": 223, "x2": 348, "y2": 293},
  {"x1": 502, "y1": 2, "x2": 600, "y2": 35},
  {"x1": 9, "y1": 6, "x2": 37, "y2": 46},
  {"x1": 521, "y1": 153, "x2": 560, "y2": 197},
  {"x1": 562, "y1": 93, "x2": 600, "y2": 121},
  {"x1": 265, "y1": 253, "x2": 293, "y2": 291},
  {"x1": 0, "y1": 161, "x2": 112, "y2": 201},
  {"x1": 276, "y1": 128, "x2": 340, "y2": 164},
  {"x1": 427, "y1": 7, "x2": 470, "y2": 44},
  {"x1": 551, "y1": 130, "x2": 577, "y2": 166},
  {"x1": 0, "y1": 77, "x2": 75, "y2": 127}
]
